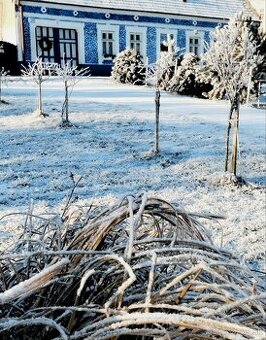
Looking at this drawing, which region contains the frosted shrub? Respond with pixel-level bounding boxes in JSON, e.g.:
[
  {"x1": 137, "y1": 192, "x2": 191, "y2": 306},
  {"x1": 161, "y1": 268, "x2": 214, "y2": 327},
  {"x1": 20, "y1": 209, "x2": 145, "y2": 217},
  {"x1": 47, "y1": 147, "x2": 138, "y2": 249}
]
[
  {"x1": 168, "y1": 53, "x2": 212, "y2": 97},
  {"x1": 111, "y1": 49, "x2": 145, "y2": 85}
]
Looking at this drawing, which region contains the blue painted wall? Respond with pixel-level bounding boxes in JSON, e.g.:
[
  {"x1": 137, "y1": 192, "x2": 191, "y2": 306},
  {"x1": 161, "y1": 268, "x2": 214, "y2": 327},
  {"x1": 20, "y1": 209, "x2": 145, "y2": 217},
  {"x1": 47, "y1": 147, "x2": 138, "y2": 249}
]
[
  {"x1": 84, "y1": 23, "x2": 98, "y2": 64},
  {"x1": 146, "y1": 27, "x2": 157, "y2": 64},
  {"x1": 177, "y1": 29, "x2": 186, "y2": 54},
  {"x1": 119, "y1": 25, "x2": 126, "y2": 52},
  {"x1": 23, "y1": 17, "x2": 31, "y2": 61}
]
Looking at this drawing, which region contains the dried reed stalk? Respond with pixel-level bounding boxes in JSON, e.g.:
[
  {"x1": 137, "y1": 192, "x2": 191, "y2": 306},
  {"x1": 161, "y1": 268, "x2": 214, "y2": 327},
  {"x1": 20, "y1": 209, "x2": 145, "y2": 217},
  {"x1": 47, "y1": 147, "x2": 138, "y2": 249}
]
[{"x1": 0, "y1": 194, "x2": 265, "y2": 339}]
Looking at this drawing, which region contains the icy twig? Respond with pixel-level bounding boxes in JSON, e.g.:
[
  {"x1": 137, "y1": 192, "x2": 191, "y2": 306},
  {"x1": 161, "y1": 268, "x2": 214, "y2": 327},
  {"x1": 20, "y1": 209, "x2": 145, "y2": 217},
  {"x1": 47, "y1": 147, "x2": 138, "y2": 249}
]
[
  {"x1": 0, "y1": 258, "x2": 69, "y2": 304},
  {"x1": 145, "y1": 251, "x2": 157, "y2": 312},
  {"x1": 0, "y1": 317, "x2": 68, "y2": 340}
]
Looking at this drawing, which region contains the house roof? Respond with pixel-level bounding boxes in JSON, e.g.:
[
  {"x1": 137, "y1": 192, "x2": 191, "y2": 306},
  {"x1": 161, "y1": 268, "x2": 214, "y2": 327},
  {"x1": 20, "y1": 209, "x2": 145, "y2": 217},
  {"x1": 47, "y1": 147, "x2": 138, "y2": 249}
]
[{"x1": 22, "y1": 0, "x2": 258, "y2": 21}]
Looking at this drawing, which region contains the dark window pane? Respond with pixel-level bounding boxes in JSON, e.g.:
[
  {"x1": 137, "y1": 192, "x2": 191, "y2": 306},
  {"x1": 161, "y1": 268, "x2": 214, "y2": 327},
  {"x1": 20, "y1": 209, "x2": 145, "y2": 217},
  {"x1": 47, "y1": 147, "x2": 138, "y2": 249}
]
[
  {"x1": 103, "y1": 41, "x2": 106, "y2": 54},
  {"x1": 161, "y1": 43, "x2": 168, "y2": 52},
  {"x1": 109, "y1": 42, "x2": 113, "y2": 55}
]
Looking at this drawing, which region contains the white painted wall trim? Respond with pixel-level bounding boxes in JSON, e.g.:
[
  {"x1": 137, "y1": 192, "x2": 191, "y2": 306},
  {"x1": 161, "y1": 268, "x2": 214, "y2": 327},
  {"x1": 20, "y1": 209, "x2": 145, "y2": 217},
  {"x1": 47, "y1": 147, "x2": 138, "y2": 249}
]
[{"x1": 15, "y1": 10, "x2": 23, "y2": 61}]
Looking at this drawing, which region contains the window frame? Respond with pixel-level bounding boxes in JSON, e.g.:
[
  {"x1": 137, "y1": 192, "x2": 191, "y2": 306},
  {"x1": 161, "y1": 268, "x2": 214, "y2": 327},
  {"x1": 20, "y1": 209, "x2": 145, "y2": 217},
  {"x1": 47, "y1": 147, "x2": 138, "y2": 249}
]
[
  {"x1": 186, "y1": 30, "x2": 204, "y2": 57},
  {"x1": 29, "y1": 18, "x2": 85, "y2": 64},
  {"x1": 98, "y1": 24, "x2": 119, "y2": 63},
  {"x1": 126, "y1": 26, "x2": 147, "y2": 61},
  {"x1": 102, "y1": 31, "x2": 115, "y2": 58},
  {"x1": 35, "y1": 26, "x2": 78, "y2": 65},
  {"x1": 157, "y1": 29, "x2": 176, "y2": 59},
  {"x1": 129, "y1": 32, "x2": 142, "y2": 55}
]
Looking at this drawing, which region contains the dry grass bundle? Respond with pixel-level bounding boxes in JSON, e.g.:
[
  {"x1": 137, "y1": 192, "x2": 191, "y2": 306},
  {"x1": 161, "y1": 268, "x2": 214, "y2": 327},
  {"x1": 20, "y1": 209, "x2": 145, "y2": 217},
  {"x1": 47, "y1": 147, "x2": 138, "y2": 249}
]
[{"x1": 0, "y1": 193, "x2": 265, "y2": 339}]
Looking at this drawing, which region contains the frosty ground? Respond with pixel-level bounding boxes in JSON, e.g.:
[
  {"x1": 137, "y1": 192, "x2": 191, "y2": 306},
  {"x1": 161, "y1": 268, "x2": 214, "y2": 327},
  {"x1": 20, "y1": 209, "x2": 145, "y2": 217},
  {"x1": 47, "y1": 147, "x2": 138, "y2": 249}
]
[{"x1": 0, "y1": 77, "x2": 265, "y2": 267}]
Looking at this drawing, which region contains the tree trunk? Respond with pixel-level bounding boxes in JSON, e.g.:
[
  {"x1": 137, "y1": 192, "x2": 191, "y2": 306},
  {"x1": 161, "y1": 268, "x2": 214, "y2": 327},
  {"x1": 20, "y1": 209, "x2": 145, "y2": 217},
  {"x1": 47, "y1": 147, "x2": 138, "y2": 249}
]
[
  {"x1": 65, "y1": 81, "x2": 69, "y2": 123},
  {"x1": 224, "y1": 101, "x2": 234, "y2": 172},
  {"x1": 38, "y1": 82, "x2": 42, "y2": 116},
  {"x1": 155, "y1": 89, "x2": 160, "y2": 154},
  {"x1": 231, "y1": 99, "x2": 240, "y2": 176}
]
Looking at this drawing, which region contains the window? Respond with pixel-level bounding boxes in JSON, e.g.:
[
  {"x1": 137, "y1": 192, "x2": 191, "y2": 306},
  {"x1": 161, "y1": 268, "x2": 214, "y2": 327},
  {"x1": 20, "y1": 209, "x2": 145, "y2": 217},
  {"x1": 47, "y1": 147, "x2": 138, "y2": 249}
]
[
  {"x1": 98, "y1": 25, "x2": 119, "y2": 63},
  {"x1": 130, "y1": 33, "x2": 142, "y2": 55},
  {"x1": 189, "y1": 37, "x2": 200, "y2": 56},
  {"x1": 36, "y1": 26, "x2": 78, "y2": 65},
  {"x1": 160, "y1": 33, "x2": 174, "y2": 52},
  {"x1": 159, "y1": 31, "x2": 176, "y2": 52},
  {"x1": 126, "y1": 28, "x2": 146, "y2": 60},
  {"x1": 102, "y1": 31, "x2": 114, "y2": 58}
]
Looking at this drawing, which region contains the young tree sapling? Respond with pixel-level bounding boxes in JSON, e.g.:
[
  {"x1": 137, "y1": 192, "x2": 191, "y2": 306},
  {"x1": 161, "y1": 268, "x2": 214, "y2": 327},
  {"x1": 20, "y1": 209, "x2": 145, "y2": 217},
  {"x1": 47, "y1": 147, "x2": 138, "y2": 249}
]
[
  {"x1": 201, "y1": 13, "x2": 262, "y2": 175},
  {"x1": 55, "y1": 61, "x2": 90, "y2": 128},
  {"x1": 146, "y1": 63, "x2": 162, "y2": 154},
  {"x1": 147, "y1": 36, "x2": 177, "y2": 154},
  {"x1": 21, "y1": 57, "x2": 50, "y2": 117}
]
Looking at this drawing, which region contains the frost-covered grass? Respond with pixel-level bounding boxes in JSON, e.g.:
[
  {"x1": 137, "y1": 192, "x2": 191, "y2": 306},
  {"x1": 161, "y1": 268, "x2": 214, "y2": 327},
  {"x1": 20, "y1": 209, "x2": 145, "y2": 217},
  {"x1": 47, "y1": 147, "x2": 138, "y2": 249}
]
[{"x1": 0, "y1": 77, "x2": 265, "y2": 264}]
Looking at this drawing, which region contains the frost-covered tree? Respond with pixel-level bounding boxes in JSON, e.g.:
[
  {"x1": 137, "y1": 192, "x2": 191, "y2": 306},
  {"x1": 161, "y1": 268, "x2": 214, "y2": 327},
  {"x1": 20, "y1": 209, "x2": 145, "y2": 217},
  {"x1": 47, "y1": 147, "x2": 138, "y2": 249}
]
[
  {"x1": 157, "y1": 35, "x2": 179, "y2": 91},
  {"x1": 200, "y1": 13, "x2": 263, "y2": 175},
  {"x1": 111, "y1": 49, "x2": 145, "y2": 85},
  {"x1": 21, "y1": 57, "x2": 49, "y2": 117},
  {"x1": 198, "y1": 14, "x2": 265, "y2": 103},
  {"x1": 0, "y1": 67, "x2": 9, "y2": 104},
  {"x1": 55, "y1": 61, "x2": 90, "y2": 127}
]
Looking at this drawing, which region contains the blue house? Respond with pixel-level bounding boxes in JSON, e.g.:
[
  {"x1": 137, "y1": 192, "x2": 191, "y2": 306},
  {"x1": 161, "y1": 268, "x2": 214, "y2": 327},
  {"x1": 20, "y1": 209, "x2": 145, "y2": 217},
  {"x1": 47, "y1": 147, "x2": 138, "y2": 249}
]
[{"x1": 10, "y1": 0, "x2": 257, "y2": 75}]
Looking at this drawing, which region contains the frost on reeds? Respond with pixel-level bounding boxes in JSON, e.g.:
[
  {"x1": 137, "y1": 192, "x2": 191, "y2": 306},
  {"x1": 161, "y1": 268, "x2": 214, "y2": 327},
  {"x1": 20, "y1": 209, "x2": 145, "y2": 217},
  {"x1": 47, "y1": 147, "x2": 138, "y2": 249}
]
[{"x1": 0, "y1": 193, "x2": 265, "y2": 339}]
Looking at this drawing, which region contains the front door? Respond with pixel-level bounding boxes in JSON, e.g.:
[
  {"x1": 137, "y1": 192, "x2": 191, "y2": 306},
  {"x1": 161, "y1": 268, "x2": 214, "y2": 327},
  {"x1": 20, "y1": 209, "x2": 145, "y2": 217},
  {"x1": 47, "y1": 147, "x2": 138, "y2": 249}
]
[{"x1": 36, "y1": 26, "x2": 78, "y2": 66}]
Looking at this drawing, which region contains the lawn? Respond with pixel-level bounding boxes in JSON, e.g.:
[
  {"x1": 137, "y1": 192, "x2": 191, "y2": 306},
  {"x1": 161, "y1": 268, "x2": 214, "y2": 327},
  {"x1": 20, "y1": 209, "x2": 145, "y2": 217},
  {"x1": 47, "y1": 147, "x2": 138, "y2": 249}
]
[{"x1": 0, "y1": 77, "x2": 265, "y2": 265}]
